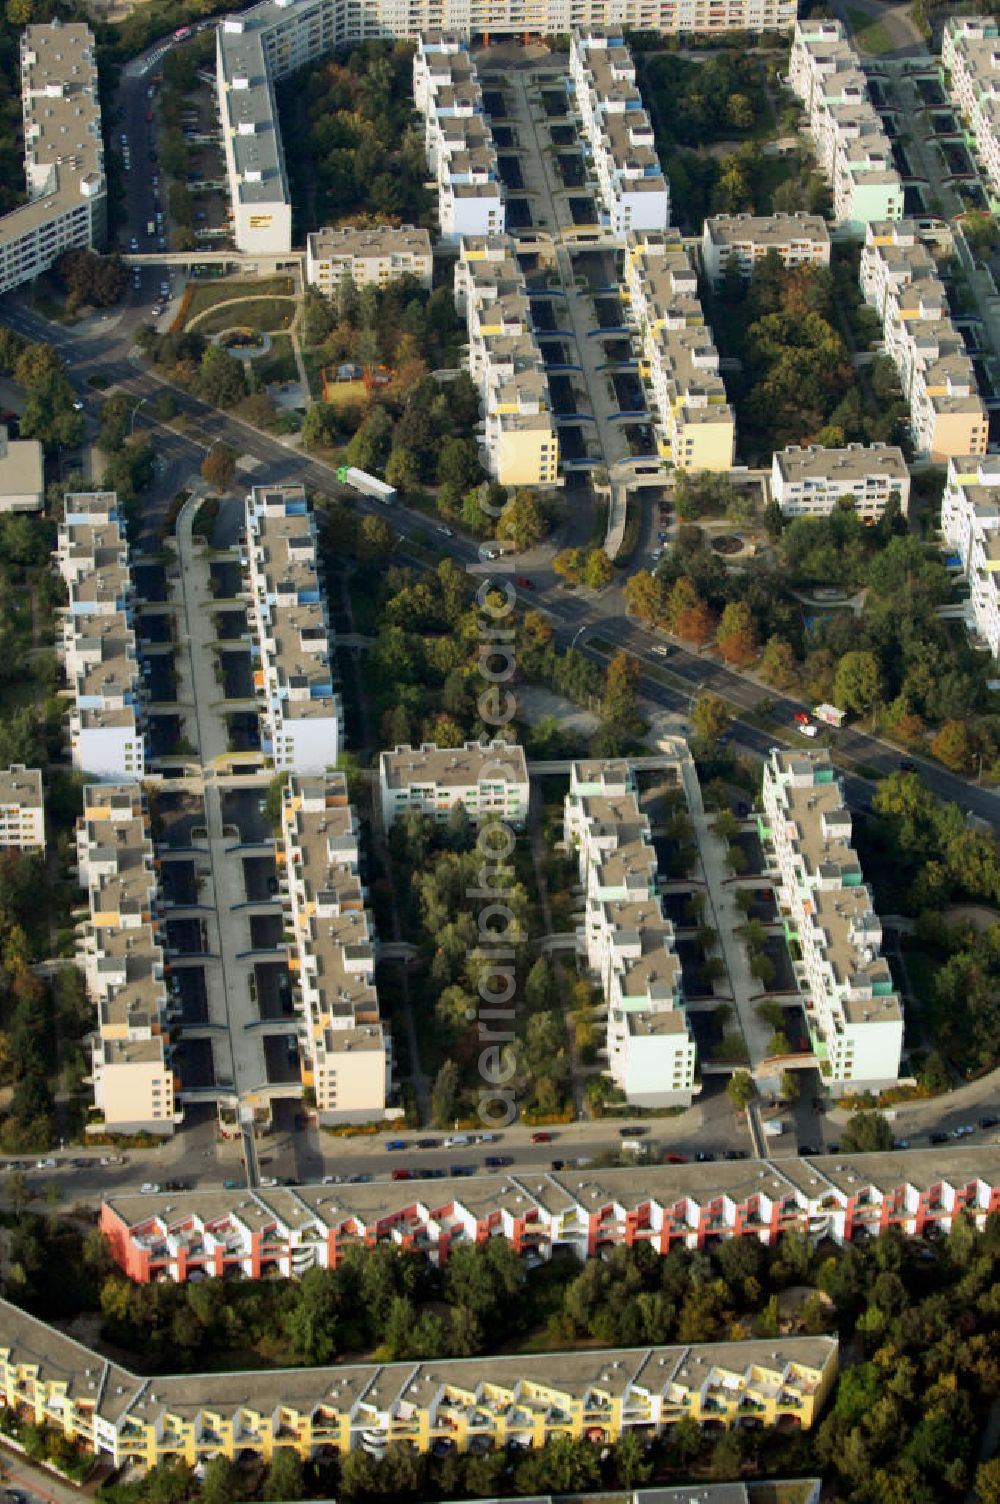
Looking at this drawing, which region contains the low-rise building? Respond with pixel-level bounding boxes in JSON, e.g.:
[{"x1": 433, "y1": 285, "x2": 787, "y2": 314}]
[
  {"x1": 569, "y1": 30, "x2": 669, "y2": 237},
  {"x1": 789, "y1": 19, "x2": 902, "y2": 232},
  {"x1": 861, "y1": 220, "x2": 988, "y2": 462},
  {"x1": 0, "y1": 426, "x2": 43, "y2": 513},
  {"x1": 278, "y1": 771, "x2": 393, "y2": 1122},
  {"x1": 565, "y1": 759, "x2": 696, "y2": 1105},
  {"x1": 413, "y1": 35, "x2": 504, "y2": 241},
  {"x1": 0, "y1": 1297, "x2": 838, "y2": 1465},
  {"x1": 77, "y1": 783, "x2": 179, "y2": 1135},
  {"x1": 0, "y1": 765, "x2": 44, "y2": 852},
  {"x1": 101, "y1": 1145, "x2": 1000, "y2": 1283},
  {"x1": 771, "y1": 443, "x2": 910, "y2": 520},
  {"x1": 759, "y1": 749, "x2": 903, "y2": 1090},
  {"x1": 701, "y1": 213, "x2": 831, "y2": 286},
  {"x1": 625, "y1": 231, "x2": 735, "y2": 473},
  {"x1": 941, "y1": 18, "x2": 1000, "y2": 207},
  {"x1": 244, "y1": 483, "x2": 341, "y2": 774},
  {"x1": 379, "y1": 738, "x2": 529, "y2": 829},
  {"x1": 941, "y1": 452, "x2": 1000, "y2": 657},
  {"x1": 305, "y1": 225, "x2": 433, "y2": 293},
  {"x1": 454, "y1": 236, "x2": 560, "y2": 485}
]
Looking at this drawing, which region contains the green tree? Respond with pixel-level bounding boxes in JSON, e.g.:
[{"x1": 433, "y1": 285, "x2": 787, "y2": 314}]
[
  {"x1": 498, "y1": 489, "x2": 546, "y2": 549},
  {"x1": 760, "y1": 634, "x2": 798, "y2": 689},
  {"x1": 691, "y1": 692, "x2": 731, "y2": 743},
  {"x1": 840, "y1": 1110, "x2": 894, "y2": 1154},
  {"x1": 263, "y1": 1449, "x2": 305, "y2": 1501},
  {"x1": 833, "y1": 650, "x2": 884, "y2": 717},
  {"x1": 726, "y1": 1070, "x2": 755, "y2": 1110},
  {"x1": 779, "y1": 1069, "x2": 800, "y2": 1102},
  {"x1": 201, "y1": 1458, "x2": 241, "y2": 1504},
  {"x1": 430, "y1": 1059, "x2": 460, "y2": 1127}
]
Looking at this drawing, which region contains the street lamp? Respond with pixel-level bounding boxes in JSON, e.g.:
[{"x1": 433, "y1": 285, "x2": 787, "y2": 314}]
[
  {"x1": 570, "y1": 624, "x2": 588, "y2": 651},
  {"x1": 130, "y1": 395, "x2": 147, "y2": 438}
]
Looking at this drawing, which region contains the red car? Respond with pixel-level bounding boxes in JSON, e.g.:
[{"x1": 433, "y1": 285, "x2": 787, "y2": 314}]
[
  {"x1": 391, "y1": 1168, "x2": 412, "y2": 1181},
  {"x1": 663, "y1": 1152, "x2": 688, "y2": 1165},
  {"x1": 514, "y1": 575, "x2": 534, "y2": 590},
  {"x1": 793, "y1": 712, "x2": 810, "y2": 725},
  {"x1": 530, "y1": 1130, "x2": 553, "y2": 1143}
]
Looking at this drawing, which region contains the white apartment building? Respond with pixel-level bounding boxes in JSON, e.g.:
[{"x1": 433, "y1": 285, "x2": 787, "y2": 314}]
[
  {"x1": 55, "y1": 491, "x2": 145, "y2": 783},
  {"x1": 569, "y1": 30, "x2": 669, "y2": 237},
  {"x1": 0, "y1": 22, "x2": 106, "y2": 299},
  {"x1": 861, "y1": 220, "x2": 989, "y2": 461},
  {"x1": 564, "y1": 759, "x2": 696, "y2": 1106},
  {"x1": 244, "y1": 484, "x2": 341, "y2": 774},
  {"x1": 77, "y1": 783, "x2": 179, "y2": 1135},
  {"x1": 216, "y1": 12, "x2": 294, "y2": 255},
  {"x1": 789, "y1": 19, "x2": 902, "y2": 233},
  {"x1": 624, "y1": 232, "x2": 735, "y2": 473},
  {"x1": 454, "y1": 237, "x2": 559, "y2": 486},
  {"x1": 214, "y1": 0, "x2": 794, "y2": 254},
  {"x1": 305, "y1": 225, "x2": 433, "y2": 293},
  {"x1": 760, "y1": 749, "x2": 902, "y2": 1091},
  {"x1": 942, "y1": 18, "x2": 1000, "y2": 206},
  {"x1": 0, "y1": 766, "x2": 44, "y2": 853},
  {"x1": 771, "y1": 443, "x2": 910, "y2": 520},
  {"x1": 379, "y1": 738, "x2": 529, "y2": 828},
  {"x1": 279, "y1": 773, "x2": 393, "y2": 1122},
  {"x1": 701, "y1": 213, "x2": 831, "y2": 286},
  {"x1": 941, "y1": 452, "x2": 1000, "y2": 658},
  {"x1": 413, "y1": 35, "x2": 504, "y2": 241}
]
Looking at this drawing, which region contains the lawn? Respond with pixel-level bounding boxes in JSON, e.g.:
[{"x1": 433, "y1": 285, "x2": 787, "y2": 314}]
[
  {"x1": 254, "y1": 333, "x2": 299, "y2": 387},
  {"x1": 182, "y1": 275, "x2": 294, "y2": 326},
  {"x1": 193, "y1": 298, "x2": 296, "y2": 337},
  {"x1": 846, "y1": 6, "x2": 896, "y2": 54}
]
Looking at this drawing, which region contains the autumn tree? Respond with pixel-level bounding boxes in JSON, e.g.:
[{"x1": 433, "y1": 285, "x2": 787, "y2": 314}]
[
  {"x1": 201, "y1": 444, "x2": 237, "y2": 493},
  {"x1": 716, "y1": 600, "x2": 756, "y2": 666},
  {"x1": 930, "y1": 719, "x2": 975, "y2": 774}
]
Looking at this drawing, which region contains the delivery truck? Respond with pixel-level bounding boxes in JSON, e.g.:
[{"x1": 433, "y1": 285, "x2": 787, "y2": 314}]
[{"x1": 336, "y1": 465, "x2": 396, "y2": 503}]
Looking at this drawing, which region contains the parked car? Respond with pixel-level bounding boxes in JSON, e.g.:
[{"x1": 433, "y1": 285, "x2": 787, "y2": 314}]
[
  {"x1": 550, "y1": 1158, "x2": 564, "y2": 1171},
  {"x1": 348, "y1": 1173, "x2": 372, "y2": 1184},
  {"x1": 530, "y1": 1131, "x2": 553, "y2": 1143},
  {"x1": 450, "y1": 1164, "x2": 476, "y2": 1176},
  {"x1": 663, "y1": 1152, "x2": 687, "y2": 1164},
  {"x1": 797, "y1": 723, "x2": 818, "y2": 738},
  {"x1": 514, "y1": 575, "x2": 534, "y2": 589},
  {"x1": 391, "y1": 1168, "x2": 412, "y2": 1181},
  {"x1": 139, "y1": 1182, "x2": 160, "y2": 1194},
  {"x1": 35, "y1": 1158, "x2": 57, "y2": 1169},
  {"x1": 979, "y1": 1115, "x2": 999, "y2": 1129},
  {"x1": 618, "y1": 1125, "x2": 647, "y2": 1137},
  {"x1": 929, "y1": 1132, "x2": 948, "y2": 1144},
  {"x1": 793, "y1": 712, "x2": 810, "y2": 725},
  {"x1": 415, "y1": 1137, "x2": 439, "y2": 1149},
  {"x1": 385, "y1": 1138, "x2": 407, "y2": 1151},
  {"x1": 484, "y1": 1155, "x2": 512, "y2": 1168}
]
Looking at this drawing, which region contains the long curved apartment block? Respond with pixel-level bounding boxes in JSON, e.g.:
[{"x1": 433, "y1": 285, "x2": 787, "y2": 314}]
[{"x1": 0, "y1": 1303, "x2": 837, "y2": 1466}]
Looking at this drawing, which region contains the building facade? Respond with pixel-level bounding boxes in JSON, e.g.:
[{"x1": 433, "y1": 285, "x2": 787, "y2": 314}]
[
  {"x1": 940, "y1": 452, "x2": 1000, "y2": 658},
  {"x1": 564, "y1": 759, "x2": 696, "y2": 1106},
  {"x1": 379, "y1": 738, "x2": 529, "y2": 828},
  {"x1": 701, "y1": 213, "x2": 831, "y2": 286},
  {"x1": 56, "y1": 491, "x2": 145, "y2": 784},
  {"x1": 0, "y1": 1300, "x2": 838, "y2": 1467},
  {"x1": 569, "y1": 30, "x2": 670, "y2": 237},
  {"x1": 454, "y1": 237, "x2": 559, "y2": 485},
  {"x1": 771, "y1": 443, "x2": 910, "y2": 520},
  {"x1": 0, "y1": 22, "x2": 106, "y2": 299},
  {"x1": 101, "y1": 1145, "x2": 1000, "y2": 1284},
  {"x1": 625, "y1": 232, "x2": 735, "y2": 473},
  {"x1": 941, "y1": 18, "x2": 1000, "y2": 207},
  {"x1": 305, "y1": 225, "x2": 433, "y2": 292},
  {"x1": 278, "y1": 772, "x2": 393, "y2": 1122},
  {"x1": 861, "y1": 220, "x2": 988, "y2": 461},
  {"x1": 788, "y1": 19, "x2": 902, "y2": 233},
  {"x1": 759, "y1": 749, "x2": 903, "y2": 1090},
  {"x1": 244, "y1": 484, "x2": 342, "y2": 773},
  {"x1": 0, "y1": 766, "x2": 44, "y2": 853}
]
